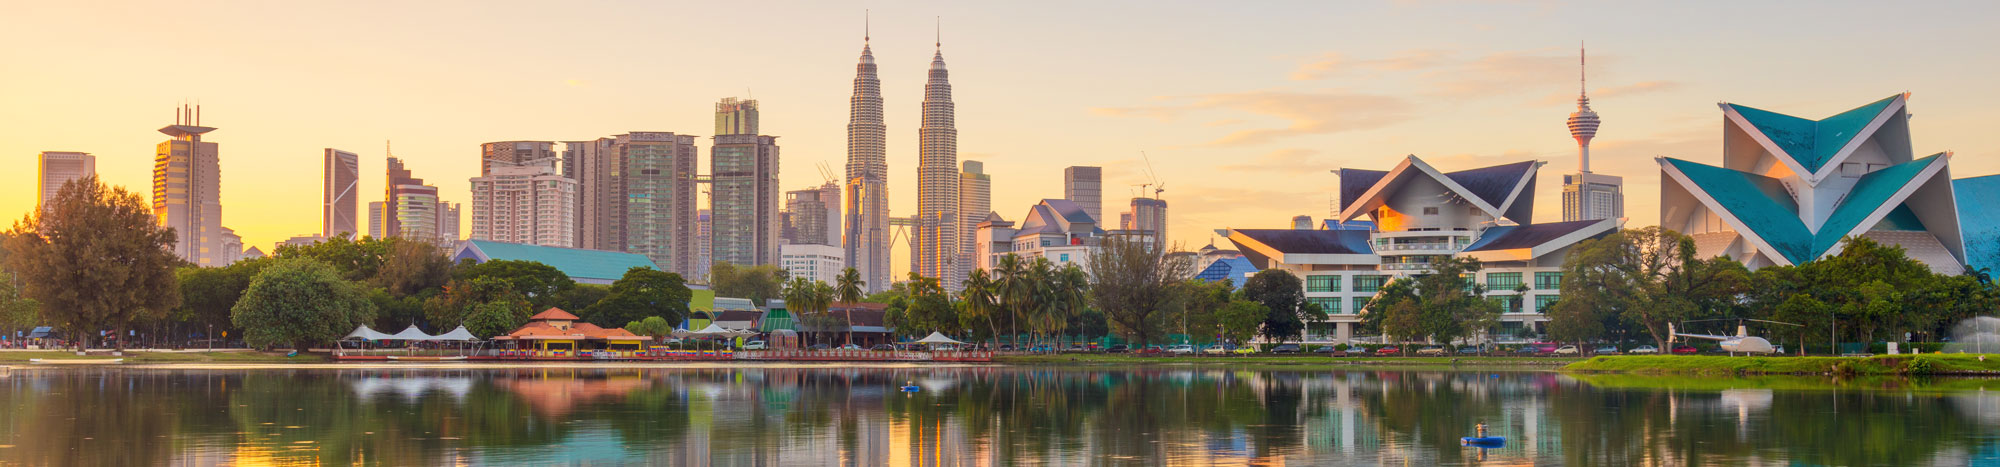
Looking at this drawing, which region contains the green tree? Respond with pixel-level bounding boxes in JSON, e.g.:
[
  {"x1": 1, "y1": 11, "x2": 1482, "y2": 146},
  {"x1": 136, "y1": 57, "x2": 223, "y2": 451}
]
[
  {"x1": 581, "y1": 267, "x2": 692, "y2": 329},
  {"x1": 1553, "y1": 227, "x2": 1749, "y2": 349},
  {"x1": 1217, "y1": 299, "x2": 1268, "y2": 346},
  {"x1": 1244, "y1": 269, "x2": 1313, "y2": 343},
  {"x1": 902, "y1": 272, "x2": 958, "y2": 338},
  {"x1": 230, "y1": 258, "x2": 377, "y2": 350},
  {"x1": 455, "y1": 259, "x2": 576, "y2": 309},
  {"x1": 374, "y1": 239, "x2": 452, "y2": 296},
  {"x1": 554, "y1": 283, "x2": 610, "y2": 313},
  {"x1": 0, "y1": 273, "x2": 40, "y2": 329},
  {"x1": 1359, "y1": 256, "x2": 1499, "y2": 344},
  {"x1": 4, "y1": 176, "x2": 182, "y2": 350},
  {"x1": 423, "y1": 277, "x2": 526, "y2": 330},
  {"x1": 1086, "y1": 236, "x2": 1194, "y2": 347},
  {"x1": 272, "y1": 234, "x2": 393, "y2": 282},
  {"x1": 1175, "y1": 279, "x2": 1235, "y2": 345},
  {"x1": 959, "y1": 269, "x2": 1001, "y2": 344},
  {"x1": 995, "y1": 254, "x2": 1031, "y2": 345},
  {"x1": 173, "y1": 258, "x2": 273, "y2": 336},
  {"x1": 709, "y1": 261, "x2": 787, "y2": 306},
  {"x1": 783, "y1": 277, "x2": 838, "y2": 345},
  {"x1": 461, "y1": 299, "x2": 530, "y2": 339},
  {"x1": 623, "y1": 316, "x2": 675, "y2": 340}
]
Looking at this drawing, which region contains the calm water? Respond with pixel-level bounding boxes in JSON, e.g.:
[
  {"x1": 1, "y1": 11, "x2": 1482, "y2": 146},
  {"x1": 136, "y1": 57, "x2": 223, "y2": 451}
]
[{"x1": 2, "y1": 365, "x2": 1998, "y2": 466}]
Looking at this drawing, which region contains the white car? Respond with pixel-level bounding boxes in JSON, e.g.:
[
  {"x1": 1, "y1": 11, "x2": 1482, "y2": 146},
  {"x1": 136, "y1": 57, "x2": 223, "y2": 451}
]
[
  {"x1": 839, "y1": 344, "x2": 863, "y2": 350},
  {"x1": 1167, "y1": 344, "x2": 1196, "y2": 355},
  {"x1": 1202, "y1": 345, "x2": 1230, "y2": 355},
  {"x1": 741, "y1": 340, "x2": 767, "y2": 350},
  {"x1": 1552, "y1": 345, "x2": 1580, "y2": 355},
  {"x1": 1628, "y1": 345, "x2": 1660, "y2": 354}
]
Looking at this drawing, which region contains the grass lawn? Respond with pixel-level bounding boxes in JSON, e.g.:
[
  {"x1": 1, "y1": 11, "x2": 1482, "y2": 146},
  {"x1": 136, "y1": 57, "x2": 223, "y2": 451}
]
[
  {"x1": 1562, "y1": 354, "x2": 2000, "y2": 376},
  {"x1": 0, "y1": 350, "x2": 328, "y2": 363},
  {"x1": 996, "y1": 353, "x2": 1582, "y2": 367}
]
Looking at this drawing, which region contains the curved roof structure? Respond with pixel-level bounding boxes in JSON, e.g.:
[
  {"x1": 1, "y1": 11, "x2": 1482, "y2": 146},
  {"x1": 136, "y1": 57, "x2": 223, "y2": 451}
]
[
  {"x1": 453, "y1": 240, "x2": 658, "y2": 285},
  {"x1": 1338, "y1": 156, "x2": 1541, "y2": 224}
]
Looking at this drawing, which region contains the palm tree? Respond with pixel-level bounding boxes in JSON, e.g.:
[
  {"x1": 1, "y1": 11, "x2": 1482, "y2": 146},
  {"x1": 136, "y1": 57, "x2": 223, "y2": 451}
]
[
  {"x1": 782, "y1": 277, "x2": 817, "y2": 346},
  {"x1": 808, "y1": 280, "x2": 836, "y2": 347},
  {"x1": 961, "y1": 269, "x2": 1000, "y2": 346},
  {"x1": 835, "y1": 267, "x2": 865, "y2": 347},
  {"x1": 1028, "y1": 257, "x2": 1058, "y2": 347},
  {"x1": 1056, "y1": 264, "x2": 1091, "y2": 346},
  {"x1": 996, "y1": 254, "x2": 1029, "y2": 348}
]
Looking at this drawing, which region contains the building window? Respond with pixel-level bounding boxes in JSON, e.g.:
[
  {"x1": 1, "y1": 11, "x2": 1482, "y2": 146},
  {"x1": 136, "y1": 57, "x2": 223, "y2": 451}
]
[
  {"x1": 1485, "y1": 272, "x2": 1522, "y2": 291},
  {"x1": 1351, "y1": 296, "x2": 1371, "y2": 314},
  {"x1": 1354, "y1": 275, "x2": 1387, "y2": 292},
  {"x1": 1490, "y1": 295, "x2": 1524, "y2": 314},
  {"x1": 1309, "y1": 297, "x2": 1341, "y2": 314},
  {"x1": 1307, "y1": 275, "x2": 1340, "y2": 293},
  {"x1": 1535, "y1": 272, "x2": 1562, "y2": 290},
  {"x1": 1423, "y1": 207, "x2": 1439, "y2": 215},
  {"x1": 1535, "y1": 294, "x2": 1559, "y2": 313},
  {"x1": 1059, "y1": 253, "x2": 1069, "y2": 262}
]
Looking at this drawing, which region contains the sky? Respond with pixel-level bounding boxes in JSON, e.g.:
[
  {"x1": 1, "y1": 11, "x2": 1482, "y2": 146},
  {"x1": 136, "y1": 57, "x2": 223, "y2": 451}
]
[{"x1": 4, "y1": 0, "x2": 1998, "y2": 278}]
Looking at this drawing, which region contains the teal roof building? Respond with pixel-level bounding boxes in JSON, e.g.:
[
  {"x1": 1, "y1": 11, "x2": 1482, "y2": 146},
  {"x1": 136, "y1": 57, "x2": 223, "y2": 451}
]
[
  {"x1": 452, "y1": 240, "x2": 661, "y2": 285},
  {"x1": 1658, "y1": 93, "x2": 1966, "y2": 273}
]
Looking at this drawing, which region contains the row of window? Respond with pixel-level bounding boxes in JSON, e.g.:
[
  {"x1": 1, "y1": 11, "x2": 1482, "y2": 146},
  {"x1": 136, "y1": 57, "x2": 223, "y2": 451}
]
[{"x1": 1302, "y1": 271, "x2": 1562, "y2": 293}]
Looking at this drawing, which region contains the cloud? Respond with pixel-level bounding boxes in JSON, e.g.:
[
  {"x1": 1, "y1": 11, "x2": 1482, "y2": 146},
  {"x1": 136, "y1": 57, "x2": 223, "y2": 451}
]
[
  {"x1": 1427, "y1": 50, "x2": 1575, "y2": 97},
  {"x1": 1290, "y1": 50, "x2": 1453, "y2": 80},
  {"x1": 1221, "y1": 148, "x2": 1322, "y2": 172},
  {"x1": 1539, "y1": 81, "x2": 1684, "y2": 106},
  {"x1": 1095, "y1": 91, "x2": 1414, "y2": 147},
  {"x1": 1203, "y1": 118, "x2": 1246, "y2": 127}
]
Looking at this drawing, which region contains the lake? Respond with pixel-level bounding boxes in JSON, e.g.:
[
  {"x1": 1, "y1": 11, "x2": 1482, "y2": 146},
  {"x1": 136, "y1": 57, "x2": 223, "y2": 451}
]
[{"x1": 1, "y1": 364, "x2": 1996, "y2": 465}]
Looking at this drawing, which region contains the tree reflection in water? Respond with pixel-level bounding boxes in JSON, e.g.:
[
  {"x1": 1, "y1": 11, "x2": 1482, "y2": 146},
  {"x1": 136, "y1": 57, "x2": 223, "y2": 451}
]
[{"x1": 0, "y1": 367, "x2": 1997, "y2": 465}]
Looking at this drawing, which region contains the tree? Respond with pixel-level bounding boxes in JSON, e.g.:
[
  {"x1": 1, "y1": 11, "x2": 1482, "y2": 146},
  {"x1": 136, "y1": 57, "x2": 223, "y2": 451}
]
[
  {"x1": 901, "y1": 272, "x2": 958, "y2": 337},
  {"x1": 374, "y1": 239, "x2": 452, "y2": 297},
  {"x1": 1358, "y1": 256, "x2": 1499, "y2": 344},
  {"x1": 230, "y1": 258, "x2": 377, "y2": 350},
  {"x1": 173, "y1": 258, "x2": 272, "y2": 336},
  {"x1": 456, "y1": 259, "x2": 577, "y2": 309},
  {"x1": 424, "y1": 277, "x2": 527, "y2": 331},
  {"x1": 1244, "y1": 270, "x2": 1312, "y2": 343},
  {"x1": 960, "y1": 269, "x2": 1001, "y2": 344},
  {"x1": 581, "y1": 267, "x2": 692, "y2": 329},
  {"x1": 783, "y1": 277, "x2": 838, "y2": 345},
  {"x1": 623, "y1": 316, "x2": 675, "y2": 340},
  {"x1": 1175, "y1": 279, "x2": 1234, "y2": 345},
  {"x1": 461, "y1": 299, "x2": 531, "y2": 339},
  {"x1": 709, "y1": 262, "x2": 786, "y2": 306},
  {"x1": 0, "y1": 274, "x2": 39, "y2": 329},
  {"x1": 995, "y1": 254, "x2": 1031, "y2": 345},
  {"x1": 1217, "y1": 299, "x2": 1268, "y2": 346},
  {"x1": 1553, "y1": 227, "x2": 1749, "y2": 349},
  {"x1": 1087, "y1": 236, "x2": 1194, "y2": 347},
  {"x1": 554, "y1": 283, "x2": 611, "y2": 313},
  {"x1": 4, "y1": 176, "x2": 182, "y2": 350},
  {"x1": 272, "y1": 234, "x2": 393, "y2": 282}
]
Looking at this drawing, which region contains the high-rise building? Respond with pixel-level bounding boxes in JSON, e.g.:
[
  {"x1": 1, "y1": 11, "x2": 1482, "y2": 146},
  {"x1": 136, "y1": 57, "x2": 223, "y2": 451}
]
[
  {"x1": 470, "y1": 149, "x2": 576, "y2": 247},
  {"x1": 844, "y1": 28, "x2": 891, "y2": 293},
  {"x1": 786, "y1": 182, "x2": 842, "y2": 246},
  {"x1": 957, "y1": 160, "x2": 991, "y2": 288},
  {"x1": 715, "y1": 98, "x2": 759, "y2": 136},
  {"x1": 1064, "y1": 166, "x2": 1103, "y2": 223},
  {"x1": 154, "y1": 105, "x2": 225, "y2": 266},
  {"x1": 781, "y1": 243, "x2": 845, "y2": 285},
  {"x1": 37, "y1": 151, "x2": 95, "y2": 211},
  {"x1": 368, "y1": 202, "x2": 385, "y2": 238},
  {"x1": 480, "y1": 141, "x2": 558, "y2": 176},
  {"x1": 914, "y1": 39, "x2": 961, "y2": 286},
  {"x1": 1121, "y1": 197, "x2": 1168, "y2": 248},
  {"x1": 323, "y1": 148, "x2": 359, "y2": 238},
  {"x1": 711, "y1": 134, "x2": 782, "y2": 266},
  {"x1": 438, "y1": 201, "x2": 461, "y2": 244},
  {"x1": 695, "y1": 208, "x2": 713, "y2": 282},
  {"x1": 617, "y1": 132, "x2": 699, "y2": 276},
  {"x1": 1561, "y1": 46, "x2": 1623, "y2": 222},
  {"x1": 564, "y1": 140, "x2": 618, "y2": 251},
  {"x1": 383, "y1": 155, "x2": 444, "y2": 241}
]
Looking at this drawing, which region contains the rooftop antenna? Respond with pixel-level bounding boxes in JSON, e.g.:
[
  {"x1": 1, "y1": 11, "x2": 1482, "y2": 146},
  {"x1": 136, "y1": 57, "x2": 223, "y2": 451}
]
[
  {"x1": 865, "y1": 9, "x2": 870, "y2": 43},
  {"x1": 935, "y1": 16, "x2": 941, "y2": 50}
]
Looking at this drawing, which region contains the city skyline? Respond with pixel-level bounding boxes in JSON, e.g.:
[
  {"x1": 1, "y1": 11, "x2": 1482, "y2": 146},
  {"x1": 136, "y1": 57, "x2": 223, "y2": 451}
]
[{"x1": 6, "y1": 2, "x2": 2000, "y2": 280}]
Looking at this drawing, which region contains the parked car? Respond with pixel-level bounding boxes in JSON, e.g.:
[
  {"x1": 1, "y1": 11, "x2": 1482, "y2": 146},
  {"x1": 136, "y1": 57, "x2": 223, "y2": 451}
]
[
  {"x1": 809, "y1": 343, "x2": 831, "y2": 350},
  {"x1": 1232, "y1": 346, "x2": 1258, "y2": 355},
  {"x1": 1552, "y1": 345, "x2": 1581, "y2": 356},
  {"x1": 1671, "y1": 344, "x2": 1700, "y2": 354},
  {"x1": 1592, "y1": 345, "x2": 1619, "y2": 354},
  {"x1": 870, "y1": 344, "x2": 896, "y2": 351},
  {"x1": 1140, "y1": 346, "x2": 1166, "y2": 355},
  {"x1": 1029, "y1": 345, "x2": 1055, "y2": 353},
  {"x1": 1415, "y1": 346, "x2": 1448, "y2": 356},
  {"x1": 1270, "y1": 344, "x2": 1302, "y2": 354},
  {"x1": 1628, "y1": 345, "x2": 1660, "y2": 354},
  {"x1": 1202, "y1": 345, "x2": 1230, "y2": 355},
  {"x1": 1458, "y1": 346, "x2": 1484, "y2": 355},
  {"x1": 1106, "y1": 345, "x2": 1131, "y2": 353},
  {"x1": 1313, "y1": 346, "x2": 1339, "y2": 354},
  {"x1": 1375, "y1": 346, "x2": 1402, "y2": 356},
  {"x1": 1167, "y1": 345, "x2": 1196, "y2": 355},
  {"x1": 1515, "y1": 346, "x2": 1544, "y2": 355},
  {"x1": 839, "y1": 344, "x2": 863, "y2": 350},
  {"x1": 741, "y1": 340, "x2": 768, "y2": 350}
]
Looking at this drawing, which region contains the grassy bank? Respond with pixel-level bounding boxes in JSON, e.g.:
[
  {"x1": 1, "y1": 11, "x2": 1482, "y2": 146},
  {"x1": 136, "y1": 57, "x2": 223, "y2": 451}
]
[
  {"x1": 1562, "y1": 354, "x2": 2000, "y2": 376},
  {"x1": 997, "y1": 353, "x2": 1582, "y2": 367},
  {"x1": 0, "y1": 351, "x2": 328, "y2": 363}
]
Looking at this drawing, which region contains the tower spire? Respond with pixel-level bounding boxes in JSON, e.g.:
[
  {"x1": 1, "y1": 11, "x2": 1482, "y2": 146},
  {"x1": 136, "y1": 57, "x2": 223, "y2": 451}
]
[
  {"x1": 1580, "y1": 41, "x2": 1587, "y2": 96},
  {"x1": 935, "y1": 16, "x2": 941, "y2": 50},
  {"x1": 864, "y1": 9, "x2": 869, "y2": 43},
  {"x1": 1567, "y1": 42, "x2": 1600, "y2": 174}
]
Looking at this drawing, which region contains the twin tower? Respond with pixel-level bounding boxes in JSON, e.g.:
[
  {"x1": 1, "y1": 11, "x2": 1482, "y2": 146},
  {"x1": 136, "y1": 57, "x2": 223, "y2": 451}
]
[{"x1": 844, "y1": 19, "x2": 966, "y2": 294}]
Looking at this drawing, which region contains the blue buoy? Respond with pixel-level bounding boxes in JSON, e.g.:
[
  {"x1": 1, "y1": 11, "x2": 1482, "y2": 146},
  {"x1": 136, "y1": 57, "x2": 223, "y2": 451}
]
[
  {"x1": 900, "y1": 385, "x2": 921, "y2": 392},
  {"x1": 1460, "y1": 436, "x2": 1505, "y2": 447}
]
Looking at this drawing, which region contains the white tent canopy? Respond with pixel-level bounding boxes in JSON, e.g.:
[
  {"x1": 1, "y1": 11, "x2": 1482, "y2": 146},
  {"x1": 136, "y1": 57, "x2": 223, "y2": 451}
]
[
  {"x1": 914, "y1": 332, "x2": 965, "y2": 345},
  {"x1": 387, "y1": 325, "x2": 438, "y2": 341},
  {"x1": 343, "y1": 325, "x2": 393, "y2": 341},
  {"x1": 433, "y1": 326, "x2": 479, "y2": 342}
]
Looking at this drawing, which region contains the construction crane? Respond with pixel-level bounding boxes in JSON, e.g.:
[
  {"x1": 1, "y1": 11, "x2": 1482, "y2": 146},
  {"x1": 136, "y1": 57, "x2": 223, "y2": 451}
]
[
  {"x1": 817, "y1": 161, "x2": 839, "y2": 185},
  {"x1": 1140, "y1": 151, "x2": 1166, "y2": 199}
]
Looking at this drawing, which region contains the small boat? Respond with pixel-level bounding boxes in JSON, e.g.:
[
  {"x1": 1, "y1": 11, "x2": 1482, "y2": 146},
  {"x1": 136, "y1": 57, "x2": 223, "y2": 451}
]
[
  {"x1": 1460, "y1": 436, "x2": 1505, "y2": 446},
  {"x1": 900, "y1": 385, "x2": 921, "y2": 392},
  {"x1": 28, "y1": 358, "x2": 124, "y2": 365},
  {"x1": 385, "y1": 356, "x2": 469, "y2": 361}
]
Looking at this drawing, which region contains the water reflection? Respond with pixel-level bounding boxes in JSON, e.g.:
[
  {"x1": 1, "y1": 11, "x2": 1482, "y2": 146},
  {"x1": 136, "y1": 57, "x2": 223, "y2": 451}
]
[{"x1": 0, "y1": 366, "x2": 1997, "y2": 465}]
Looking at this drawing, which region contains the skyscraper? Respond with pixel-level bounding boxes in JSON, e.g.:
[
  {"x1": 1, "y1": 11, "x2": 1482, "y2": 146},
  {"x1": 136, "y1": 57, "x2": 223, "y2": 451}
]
[
  {"x1": 711, "y1": 134, "x2": 782, "y2": 266},
  {"x1": 565, "y1": 140, "x2": 619, "y2": 251},
  {"x1": 368, "y1": 202, "x2": 384, "y2": 239},
  {"x1": 1562, "y1": 45, "x2": 1624, "y2": 222},
  {"x1": 37, "y1": 151, "x2": 94, "y2": 211},
  {"x1": 469, "y1": 154, "x2": 575, "y2": 247},
  {"x1": 844, "y1": 25, "x2": 891, "y2": 293},
  {"x1": 154, "y1": 105, "x2": 225, "y2": 266},
  {"x1": 384, "y1": 155, "x2": 443, "y2": 241},
  {"x1": 786, "y1": 182, "x2": 842, "y2": 246},
  {"x1": 695, "y1": 208, "x2": 713, "y2": 282},
  {"x1": 438, "y1": 201, "x2": 461, "y2": 244},
  {"x1": 957, "y1": 160, "x2": 990, "y2": 287},
  {"x1": 612, "y1": 132, "x2": 700, "y2": 276},
  {"x1": 323, "y1": 148, "x2": 359, "y2": 238},
  {"x1": 1064, "y1": 166, "x2": 1103, "y2": 223},
  {"x1": 480, "y1": 141, "x2": 559, "y2": 176},
  {"x1": 715, "y1": 98, "x2": 759, "y2": 136},
  {"x1": 914, "y1": 35, "x2": 961, "y2": 285},
  {"x1": 1122, "y1": 197, "x2": 1168, "y2": 248}
]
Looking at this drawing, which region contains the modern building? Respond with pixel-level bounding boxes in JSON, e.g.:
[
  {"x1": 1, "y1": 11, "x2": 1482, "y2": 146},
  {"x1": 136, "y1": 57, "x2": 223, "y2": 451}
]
[
  {"x1": 781, "y1": 243, "x2": 846, "y2": 285},
  {"x1": 711, "y1": 134, "x2": 782, "y2": 267},
  {"x1": 715, "y1": 97, "x2": 759, "y2": 136},
  {"x1": 1955, "y1": 175, "x2": 2000, "y2": 274},
  {"x1": 382, "y1": 155, "x2": 440, "y2": 240},
  {"x1": 438, "y1": 201, "x2": 461, "y2": 243},
  {"x1": 914, "y1": 42, "x2": 962, "y2": 288},
  {"x1": 695, "y1": 208, "x2": 713, "y2": 282},
  {"x1": 367, "y1": 202, "x2": 385, "y2": 239},
  {"x1": 470, "y1": 159, "x2": 577, "y2": 247},
  {"x1": 569, "y1": 133, "x2": 700, "y2": 277},
  {"x1": 563, "y1": 139, "x2": 617, "y2": 251},
  {"x1": 1228, "y1": 155, "x2": 1619, "y2": 342},
  {"x1": 452, "y1": 239, "x2": 660, "y2": 285},
  {"x1": 785, "y1": 182, "x2": 842, "y2": 246},
  {"x1": 479, "y1": 141, "x2": 559, "y2": 177},
  {"x1": 154, "y1": 105, "x2": 226, "y2": 266},
  {"x1": 844, "y1": 30, "x2": 892, "y2": 293},
  {"x1": 1657, "y1": 93, "x2": 1965, "y2": 274},
  {"x1": 1064, "y1": 166, "x2": 1103, "y2": 223},
  {"x1": 1561, "y1": 47, "x2": 1624, "y2": 222},
  {"x1": 323, "y1": 149, "x2": 360, "y2": 238},
  {"x1": 1119, "y1": 197, "x2": 1168, "y2": 248},
  {"x1": 974, "y1": 199, "x2": 1106, "y2": 272},
  {"x1": 37, "y1": 151, "x2": 94, "y2": 211},
  {"x1": 277, "y1": 235, "x2": 325, "y2": 252},
  {"x1": 959, "y1": 160, "x2": 992, "y2": 287}
]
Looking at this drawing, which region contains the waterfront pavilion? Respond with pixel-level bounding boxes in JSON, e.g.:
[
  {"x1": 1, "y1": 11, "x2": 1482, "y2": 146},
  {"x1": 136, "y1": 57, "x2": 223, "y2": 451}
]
[{"x1": 492, "y1": 308, "x2": 647, "y2": 357}]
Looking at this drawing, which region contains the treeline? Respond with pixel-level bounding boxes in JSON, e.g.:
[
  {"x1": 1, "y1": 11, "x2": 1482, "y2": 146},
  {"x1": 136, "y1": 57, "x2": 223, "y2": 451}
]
[{"x1": 1, "y1": 176, "x2": 693, "y2": 350}]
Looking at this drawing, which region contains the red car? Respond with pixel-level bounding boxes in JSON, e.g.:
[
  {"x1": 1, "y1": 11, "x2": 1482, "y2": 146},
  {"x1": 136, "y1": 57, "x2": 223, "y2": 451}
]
[
  {"x1": 1671, "y1": 344, "x2": 1699, "y2": 354},
  {"x1": 1375, "y1": 346, "x2": 1402, "y2": 356}
]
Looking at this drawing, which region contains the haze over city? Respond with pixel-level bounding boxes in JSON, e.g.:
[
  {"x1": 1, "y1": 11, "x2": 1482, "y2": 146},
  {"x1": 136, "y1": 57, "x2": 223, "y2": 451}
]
[{"x1": 4, "y1": 0, "x2": 1998, "y2": 279}]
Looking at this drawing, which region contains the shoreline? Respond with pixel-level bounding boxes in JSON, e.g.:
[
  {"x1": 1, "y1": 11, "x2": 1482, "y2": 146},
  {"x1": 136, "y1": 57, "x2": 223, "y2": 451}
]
[{"x1": 1561, "y1": 354, "x2": 2000, "y2": 376}]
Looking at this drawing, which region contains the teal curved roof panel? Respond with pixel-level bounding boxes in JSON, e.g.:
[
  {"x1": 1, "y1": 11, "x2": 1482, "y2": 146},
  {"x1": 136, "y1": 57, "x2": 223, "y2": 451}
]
[
  {"x1": 1664, "y1": 158, "x2": 1813, "y2": 263},
  {"x1": 1811, "y1": 153, "x2": 1943, "y2": 255},
  {"x1": 1954, "y1": 175, "x2": 2000, "y2": 274},
  {"x1": 456, "y1": 240, "x2": 659, "y2": 283},
  {"x1": 1727, "y1": 95, "x2": 1898, "y2": 174}
]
